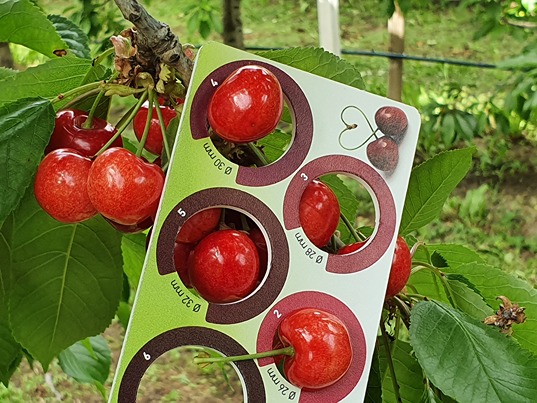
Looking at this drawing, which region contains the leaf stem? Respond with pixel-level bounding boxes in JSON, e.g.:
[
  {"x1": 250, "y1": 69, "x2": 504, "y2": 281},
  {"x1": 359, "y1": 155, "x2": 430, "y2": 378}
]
[
  {"x1": 379, "y1": 319, "x2": 402, "y2": 403},
  {"x1": 51, "y1": 81, "x2": 102, "y2": 105}
]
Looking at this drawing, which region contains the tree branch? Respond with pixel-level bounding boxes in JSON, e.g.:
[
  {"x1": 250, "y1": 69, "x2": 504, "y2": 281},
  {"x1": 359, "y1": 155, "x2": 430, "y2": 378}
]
[{"x1": 113, "y1": 0, "x2": 194, "y2": 87}]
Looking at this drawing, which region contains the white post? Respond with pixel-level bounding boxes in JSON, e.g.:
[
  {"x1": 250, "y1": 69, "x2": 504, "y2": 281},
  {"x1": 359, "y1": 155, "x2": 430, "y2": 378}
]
[{"x1": 317, "y1": 0, "x2": 341, "y2": 56}]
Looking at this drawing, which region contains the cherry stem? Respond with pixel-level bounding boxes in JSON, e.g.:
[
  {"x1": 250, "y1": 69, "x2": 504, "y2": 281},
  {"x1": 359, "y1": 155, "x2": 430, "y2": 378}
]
[
  {"x1": 92, "y1": 47, "x2": 115, "y2": 67},
  {"x1": 247, "y1": 142, "x2": 270, "y2": 166},
  {"x1": 340, "y1": 105, "x2": 375, "y2": 133},
  {"x1": 379, "y1": 319, "x2": 403, "y2": 403},
  {"x1": 152, "y1": 89, "x2": 172, "y2": 161},
  {"x1": 82, "y1": 87, "x2": 106, "y2": 129},
  {"x1": 51, "y1": 81, "x2": 102, "y2": 105},
  {"x1": 193, "y1": 346, "x2": 294, "y2": 366},
  {"x1": 136, "y1": 91, "x2": 155, "y2": 157},
  {"x1": 339, "y1": 213, "x2": 366, "y2": 242},
  {"x1": 94, "y1": 91, "x2": 149, "y2": 157}
]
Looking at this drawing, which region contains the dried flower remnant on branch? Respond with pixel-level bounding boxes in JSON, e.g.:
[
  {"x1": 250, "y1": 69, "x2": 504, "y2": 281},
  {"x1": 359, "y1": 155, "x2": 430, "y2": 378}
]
[{"x1": 483, "y1": 295, "x2": 526, "y2": 335}]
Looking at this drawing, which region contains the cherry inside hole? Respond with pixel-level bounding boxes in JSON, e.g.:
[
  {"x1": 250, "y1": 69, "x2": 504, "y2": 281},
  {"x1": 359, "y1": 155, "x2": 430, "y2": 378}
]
[{"x1": 174, "y1": 207, "x2": 270, "y2": 304}]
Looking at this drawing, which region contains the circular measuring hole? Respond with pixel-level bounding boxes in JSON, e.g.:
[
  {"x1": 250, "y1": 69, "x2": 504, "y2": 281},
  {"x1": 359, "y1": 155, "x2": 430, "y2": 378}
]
[
  {"x1": 156, "y1": 188, "x2": 289, "y2": 324},
  {"x1": 189, "y1": 60, "x2": 313, "y2": 187},
  {"x1": 172, "y1": 207, "x2": 271, "y2": 303},
  {"x1": 136, "y1": 345, "x2": 244, "y2": 402},
  {"x1": 283, "y1": 155, "x2": 397, "y2": 274},
  {"x1": 118, "y1": 327, "x2": 265, "y2": 402},
  {"x1": 256, "y1": 291, "x2": 366, "y2": 402}
]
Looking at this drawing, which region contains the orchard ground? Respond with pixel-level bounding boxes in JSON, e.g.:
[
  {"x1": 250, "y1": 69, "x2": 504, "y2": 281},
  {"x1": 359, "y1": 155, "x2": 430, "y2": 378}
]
[{"x1": 2, "y1": 0, "x2": 536, "y2": 401}]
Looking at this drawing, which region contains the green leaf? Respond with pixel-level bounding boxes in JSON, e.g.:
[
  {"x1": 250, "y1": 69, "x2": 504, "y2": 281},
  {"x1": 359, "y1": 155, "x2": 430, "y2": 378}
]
[
  {"x1": 379, "y1": 338, "x2": 427, "y2": 403},
  {"x1": 440, "y1": 113, "x2": 456, "y2": 148},
  {"x1": 444, "y1": 262, "x2": 537, "y2": 356},
  {"x1": 0, "y1": 319, "x2": 22, "y2": 386},
  {"x1": 399, "y1": 147, "x2": 474, "y2": 235},
  {"x1": 364, "y1": 345, "x2": 382, "y2": 403},
  {"x1": 446, "y1": 277, "x2": 493, "y2": 320},
  {"x1": 58, "y1": 335, "x2": 111, "y2": 385},
  {"x1": 431, "y1": 243, "x2": 485, "y2": 269},
  {"x1": 48, "y1": 14, "x2": 91, "y2": 59},
  {"x1": 8, "y1": 190, "x2": 123, "y2": 370},
  {"x1": 256, "y1": 129, "x2": 291, "y2": 163},
  {"x1": 257, "y1": 47, "x2": 365, "y2": 90},
  {"x1": 0, "y1": 0, "x2": 66, "y2": 57},
  {"x1": 0, "y1": 67, "x2": 16, "y2": 81},
  {"x1": 0, "y1": 57, "x2": 94, "y2": 108},
  {"x1": 121, "y1": 233, "x2": 147, "y2": 290},
  {"x1": 410, "y1": 300, "x2": 537, "y2": 403},
  {"x1": 0, "y1": 98, "x2": 55, "y2": 224}
]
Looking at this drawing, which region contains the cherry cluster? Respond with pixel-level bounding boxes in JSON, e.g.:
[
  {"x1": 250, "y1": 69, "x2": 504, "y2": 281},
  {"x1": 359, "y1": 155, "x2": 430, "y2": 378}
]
[{"x1": 34, "y1": 101, "x2": 177, "y2": 232}]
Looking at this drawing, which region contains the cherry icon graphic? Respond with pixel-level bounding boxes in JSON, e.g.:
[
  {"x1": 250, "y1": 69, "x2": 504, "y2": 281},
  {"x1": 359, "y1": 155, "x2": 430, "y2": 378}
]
[
  {"x1": 188, "y1": 229, "x2": 260, "y2": 303},
  {"x1": 208, "y1": 64, "x2": 284, "y2": 143},
  {"x1": 46, "y1": 109, "x2": 121, "y2": 157},
  {"x1": 366, "y1": 136, "x2": 399, "y2": 172},
  {"x1": 375, "y1": 106, "x2": 408, "y2": 143},
  {"x1": 87, "y1": 147, "x2": 165, "y2": 225},
  {"x1": 299, "y1": 180, "x2": 341, "y2": 248},
  {"x1": 34, "y1": 148, "x2": 97, "y2": 223},
  {"x1": 176, "y1": 208, "x2": 222, "y2": 244},
  {"x1": 133, "y1": 101, "x2": 177, "y2": 155},
  {"x1": 338, "y1": 235, "x2": 411, "y2": 298}
]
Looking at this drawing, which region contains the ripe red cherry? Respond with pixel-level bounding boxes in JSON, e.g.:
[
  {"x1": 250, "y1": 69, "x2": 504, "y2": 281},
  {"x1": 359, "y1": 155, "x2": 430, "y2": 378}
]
[
  {"x1": 133, "y1": 102, "x2": 177, "y2": 155},
  {"x1": 367, "y1": 136, "x2": 399, "y2": 172},
  {"x1": 188, "y1": 229, "x2": 260, "y2": 303},
  {"x1": 249, "y1": 227, "x2": 268, "y2": 273},
  {"x1": 176, "y1": 208, "x2": 222, "y2": 244},
  {"x1": 208, "y1": 65, "x2": 284, "y2": 143},
  {"x1": 45, "y1": 109, "x2": 121, "y2": 157},
  {"x1": 277, "y1": 308, "x2": 353, "y2": 390},
  {"x1": 103, "y1": 216, "x2": 153, "y2": 234},
  {"x1": 386, "y1": 236, "x2": 411, "y2": 298},
  {"x1": 174, "y1": 241, "x2": 194, "y2": 288},
  {"x1": 299, "y1": 180, "x2": 341, "y2": 248},
  {"x1": 87, "y1": 147, "x2": 165, "y2": 225},
  {"x1": 338, "y1": 236, "x2": 411, "y2": 298},
  {"x1": 34, "y1": 148, "x2": 97, "y2": 223}
]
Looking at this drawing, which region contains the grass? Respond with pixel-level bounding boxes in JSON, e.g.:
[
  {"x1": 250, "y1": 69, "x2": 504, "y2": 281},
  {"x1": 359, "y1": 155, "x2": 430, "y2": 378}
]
[{"x1": 4, "y1": 0, "x2": 537, "y2": 401}]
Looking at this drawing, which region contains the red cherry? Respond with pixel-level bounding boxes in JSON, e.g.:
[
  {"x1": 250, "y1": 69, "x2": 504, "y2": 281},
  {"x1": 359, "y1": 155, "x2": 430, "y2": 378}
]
[
  {"x1": 277, "y1": 308, "x2": 352, "y2": 390},
  {"x1": 375, "y1": 106, "x2": 408, "y2": 142},
  {"x1": 338, "y1": 236, "x2": 411, "y2": 298},
  {"x1": 208, "y1": 65, "x2": 284, "y2": 143},
  {"x1": 174, "y1": 241, "x2": 194, "y2": 288},
  {"x1": 87, "y1": 147, "x2": 165, "y2": 225},
  {"x1": 188, "y1": 229, "x2": 260, "y2": 303},
  {"x1": 103, "y1": 216, "x2": 153, "y2": 234},
  {"x1": 299, "y1": 180, "x2": 341, "y2": 248},
  {"x1": 46, "y1": 109, "x2": 121, "y2": 157},
  {"x1": 175, "y1": 208, "x2": 222, "y2": 244},
  {"x1": 133, "y1": 102, "x2": 177, "y2": 155},
  {"x1": 34, "y1": 148, "x2": 97, "y2": 223},
  {"x1": 366, "y1": 137, "x2": 399, "y2": 172},
  {"x1": 386, "y1": 236, "x2": 411, "y2": 298}
]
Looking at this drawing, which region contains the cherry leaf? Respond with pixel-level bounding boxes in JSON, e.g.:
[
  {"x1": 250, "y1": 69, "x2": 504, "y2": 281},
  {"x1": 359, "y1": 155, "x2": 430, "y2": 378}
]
[
  {"x1": 121, "y1": 233, "x2": 147, "y2": 290},
  {"x1": 7, "y1": 189, "x2": 123, "y2": 370},
  {"x1": 0, "y1": 0, "x2": 66, "y2": 57},
  {"x1": 410, "y1": 300, "x2": 537, "y2": 403},
  {"x1": 0, "y1": 57, "x2": 95, "y2": 108},
  {"x1": 0, "y1": 97, "x2": 54, "y2": 225},
  {"x1": 257, "y1": 47, "x2": 365, "y2": 90},
  {"x1": 443, "y1": 262, "x2": 537, "y2": 356},
  {"x1": 0, "y1": 67, "x2": 17, "y2": 81},
  {"x1": 364, "y1": 346, "x2": 382, "y2": 403},
  {"x1": 48, "y1": 14, "x2": 91, "y2": 59},
  {"x1": 58, "y1": 335, "x2": 111, "y2": 387},
  {"x1": 400, "y1": 147, "x2": 474, "y2": 235}
]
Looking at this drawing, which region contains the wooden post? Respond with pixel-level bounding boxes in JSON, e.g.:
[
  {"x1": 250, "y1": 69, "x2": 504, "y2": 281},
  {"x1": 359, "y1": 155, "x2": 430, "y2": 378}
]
[
  {"x1": 387, "y1": 4, "x2": 404, "y2": 101},
  {"x1": 223, "y1": 0, "x2": 245, "y2": 50}
]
